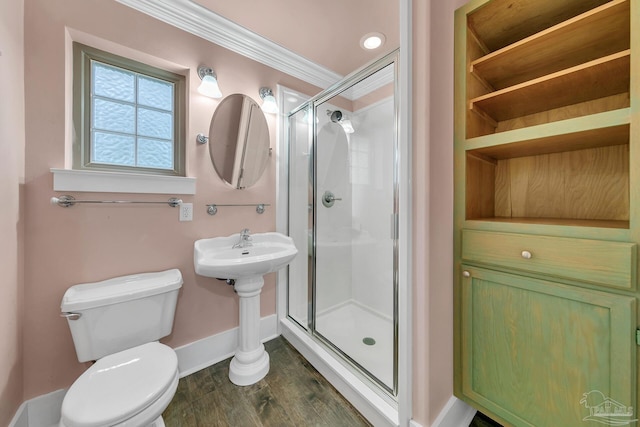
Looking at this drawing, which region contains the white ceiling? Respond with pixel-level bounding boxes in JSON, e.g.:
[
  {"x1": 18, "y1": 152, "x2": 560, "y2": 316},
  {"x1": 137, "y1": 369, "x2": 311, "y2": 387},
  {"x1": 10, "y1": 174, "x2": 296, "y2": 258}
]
[{"x1": 191, "y1": 0, "x2": 399, "y2": 77}]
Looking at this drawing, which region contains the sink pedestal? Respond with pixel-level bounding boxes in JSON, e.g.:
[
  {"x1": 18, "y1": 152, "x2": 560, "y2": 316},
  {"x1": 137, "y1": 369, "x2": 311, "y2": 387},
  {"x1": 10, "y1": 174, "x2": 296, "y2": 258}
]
[{"x1": 229, "y1": 275, "x2": 269, "y2": 386}]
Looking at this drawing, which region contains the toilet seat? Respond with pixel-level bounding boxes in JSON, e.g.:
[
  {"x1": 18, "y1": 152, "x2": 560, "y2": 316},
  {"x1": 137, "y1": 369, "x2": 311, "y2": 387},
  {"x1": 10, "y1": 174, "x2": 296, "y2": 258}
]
[{"x1": 60, "y1": 342, "x2": 178, "y2": 427}]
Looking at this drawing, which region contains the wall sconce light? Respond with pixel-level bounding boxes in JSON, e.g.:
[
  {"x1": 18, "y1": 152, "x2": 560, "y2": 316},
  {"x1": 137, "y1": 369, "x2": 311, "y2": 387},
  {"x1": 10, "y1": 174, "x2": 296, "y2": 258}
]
[
  {"x1": 259, "y1": 87, "x2": 278, "y2": 114},
  {"x1": 197, "y1": 66, "x2": 222, "y2": 99}
]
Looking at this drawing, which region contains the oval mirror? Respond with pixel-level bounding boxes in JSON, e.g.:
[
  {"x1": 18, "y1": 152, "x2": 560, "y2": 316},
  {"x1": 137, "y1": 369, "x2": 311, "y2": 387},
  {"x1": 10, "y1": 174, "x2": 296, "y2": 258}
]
[{"x1": 208, "y1": 94, "x2": 270, "y2": 189}]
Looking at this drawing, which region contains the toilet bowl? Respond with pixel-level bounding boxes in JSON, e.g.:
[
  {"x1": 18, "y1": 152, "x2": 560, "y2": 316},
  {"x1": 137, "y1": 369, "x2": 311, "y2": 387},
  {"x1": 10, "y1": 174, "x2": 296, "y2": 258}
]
[
  {"x1": 59, "y1": 269, "x2": 183, "y2": 427},
  {"x1": 59, "y1": 342, "x2": 178, "y2": 427}
]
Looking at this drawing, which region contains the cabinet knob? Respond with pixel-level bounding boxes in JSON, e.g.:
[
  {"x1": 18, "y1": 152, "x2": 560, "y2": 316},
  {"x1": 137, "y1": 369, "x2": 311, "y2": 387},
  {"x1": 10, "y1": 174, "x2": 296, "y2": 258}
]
[
  {"x1": 462, "y1": 270, "x2": 471, "y2": 278},
  {"x1": 521, "y1": 250, "x2": 532, "y2": 259}
]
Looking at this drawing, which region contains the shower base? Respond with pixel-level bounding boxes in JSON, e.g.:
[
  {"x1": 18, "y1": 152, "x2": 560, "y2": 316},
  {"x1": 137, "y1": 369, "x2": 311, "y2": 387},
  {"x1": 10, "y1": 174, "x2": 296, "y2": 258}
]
[{"x1": 316, "y1": 300, "x2": 393, "y2": 388}]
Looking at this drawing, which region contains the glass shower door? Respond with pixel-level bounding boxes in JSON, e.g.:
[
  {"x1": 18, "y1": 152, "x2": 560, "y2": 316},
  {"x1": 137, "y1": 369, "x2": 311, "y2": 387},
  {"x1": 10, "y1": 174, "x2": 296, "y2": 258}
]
[{"x1": 313, "y1": 62, "x2": 397, "y2": 392}]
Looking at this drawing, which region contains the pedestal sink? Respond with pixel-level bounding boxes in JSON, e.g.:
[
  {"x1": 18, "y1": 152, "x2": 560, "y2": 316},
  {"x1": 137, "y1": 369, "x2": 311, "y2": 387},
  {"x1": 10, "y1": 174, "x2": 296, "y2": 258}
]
[{"x1": 194, "y1": 231, "x2": 297, "y2": 386}]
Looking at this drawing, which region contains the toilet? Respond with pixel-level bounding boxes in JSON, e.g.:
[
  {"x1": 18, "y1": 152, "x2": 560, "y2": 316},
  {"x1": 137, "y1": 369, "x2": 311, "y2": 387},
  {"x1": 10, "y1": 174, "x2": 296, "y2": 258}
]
[{"x1": 59, "y1": 269, "x2": 183, "y2": 427}]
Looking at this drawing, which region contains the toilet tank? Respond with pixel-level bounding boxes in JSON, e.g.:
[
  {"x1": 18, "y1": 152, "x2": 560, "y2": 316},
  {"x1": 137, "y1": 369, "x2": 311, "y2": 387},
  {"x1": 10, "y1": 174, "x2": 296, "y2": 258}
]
[{"x1": 61, "y1": 269, "x2": 183, "y2": 362}]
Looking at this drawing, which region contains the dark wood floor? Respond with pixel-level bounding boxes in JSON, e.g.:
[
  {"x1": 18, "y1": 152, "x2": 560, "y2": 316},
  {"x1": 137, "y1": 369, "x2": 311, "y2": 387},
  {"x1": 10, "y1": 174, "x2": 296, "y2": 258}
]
[
  {"x1": 163, "y1": 336, "x2": 371, "y2": 426},
  {"x1": 163, "y1": 335, "x2": 501, "y2": 427}
]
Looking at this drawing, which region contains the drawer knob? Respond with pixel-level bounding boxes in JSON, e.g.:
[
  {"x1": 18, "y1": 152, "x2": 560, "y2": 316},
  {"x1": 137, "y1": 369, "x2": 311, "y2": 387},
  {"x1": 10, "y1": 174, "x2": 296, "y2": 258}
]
[
  {"x1": 521, "y1": 250, "x2": 532, "y2": 259},
  {"x1": 462, "y1": 270, "x2": 471, "y2": 278}
]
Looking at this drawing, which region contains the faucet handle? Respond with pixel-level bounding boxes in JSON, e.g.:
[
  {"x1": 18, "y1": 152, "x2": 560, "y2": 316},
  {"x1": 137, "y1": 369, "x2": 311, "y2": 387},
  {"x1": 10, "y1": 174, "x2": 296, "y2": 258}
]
[{"x1": 240, "y1": 228, "x2": 250, "y2": 235}]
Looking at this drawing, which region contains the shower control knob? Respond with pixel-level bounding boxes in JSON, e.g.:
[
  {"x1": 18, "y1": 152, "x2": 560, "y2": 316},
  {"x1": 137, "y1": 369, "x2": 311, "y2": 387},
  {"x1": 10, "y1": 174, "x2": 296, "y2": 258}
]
[{"x1": 322, "y1": 190, "x2": 342, "y2": 208}]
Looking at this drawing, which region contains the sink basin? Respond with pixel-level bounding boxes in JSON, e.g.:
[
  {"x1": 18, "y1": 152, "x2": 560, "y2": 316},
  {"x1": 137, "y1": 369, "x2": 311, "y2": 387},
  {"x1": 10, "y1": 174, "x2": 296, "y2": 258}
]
[{"x1": 194, "y1": 232, "x2": 298, "y2": 279}]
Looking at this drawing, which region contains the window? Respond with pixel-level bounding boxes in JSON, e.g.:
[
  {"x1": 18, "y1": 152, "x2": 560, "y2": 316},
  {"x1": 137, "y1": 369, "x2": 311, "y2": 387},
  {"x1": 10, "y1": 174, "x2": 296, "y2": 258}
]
[{"x1": 73, "y1": 43, "x2": 186, "y2": 176}]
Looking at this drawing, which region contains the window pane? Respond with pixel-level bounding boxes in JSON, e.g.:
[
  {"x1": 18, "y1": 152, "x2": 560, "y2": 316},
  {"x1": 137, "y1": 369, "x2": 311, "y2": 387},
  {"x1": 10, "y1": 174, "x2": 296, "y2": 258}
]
[
  {"x1": 93, "y1": 98, "x2": 135, "y2": 134},
  {"x1": 137, "y1": 138, "x2": 173, "y2": 169},
  {"x1": 138, "y1": 76, "x2": 173, "y2": 111},
  {"x1": 138, "y1": 107, "x2": 173, "y2": 139},
  {"x1": 93, "y1": 62, "x2": 135, "y2": 102},
  {"x1": 92, "y1": 132, "x2": 135, "y2": 165}
]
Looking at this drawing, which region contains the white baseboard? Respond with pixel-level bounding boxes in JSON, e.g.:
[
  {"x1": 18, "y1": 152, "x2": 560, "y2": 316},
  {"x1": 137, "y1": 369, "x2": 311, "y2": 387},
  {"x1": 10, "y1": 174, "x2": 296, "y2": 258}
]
[
  {"x1": 175, "y1": 313, "x2": 278, "y2": 377},
  {"x1": 9, "y1": 314, "x2": 279, "y2": 427},
  {"x1": 9, "y1": 388, "x2": 67, "y2": 427},
  {"x1": 430, "y1": 395, "x2": 476, "y2": 427}
]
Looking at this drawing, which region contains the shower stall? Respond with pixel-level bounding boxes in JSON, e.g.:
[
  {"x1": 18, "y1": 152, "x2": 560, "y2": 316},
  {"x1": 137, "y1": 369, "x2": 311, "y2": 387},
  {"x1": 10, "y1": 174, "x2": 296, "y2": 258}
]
[{"x1": 284, "y1": 51, "x2": 400, "y2": 403}]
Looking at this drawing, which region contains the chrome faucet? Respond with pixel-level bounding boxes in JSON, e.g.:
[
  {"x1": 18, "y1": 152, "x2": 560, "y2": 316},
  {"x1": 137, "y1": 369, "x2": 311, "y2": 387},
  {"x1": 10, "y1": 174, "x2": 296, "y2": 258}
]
[{"x1": 232, "y1": 228, "x2": 253, "y2": 249}]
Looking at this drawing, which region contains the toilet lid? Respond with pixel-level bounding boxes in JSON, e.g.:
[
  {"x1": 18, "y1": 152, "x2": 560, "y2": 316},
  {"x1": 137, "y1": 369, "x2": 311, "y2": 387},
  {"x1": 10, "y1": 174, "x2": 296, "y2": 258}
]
[{"x1": 61, "y1": 342, "x2": 178, "y2": 427}]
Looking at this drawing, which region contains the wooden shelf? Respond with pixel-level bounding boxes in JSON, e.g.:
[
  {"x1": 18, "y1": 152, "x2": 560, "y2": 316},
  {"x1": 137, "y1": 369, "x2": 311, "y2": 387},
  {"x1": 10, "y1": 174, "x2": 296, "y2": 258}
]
[
  {"x1": 471, "y1": 0, "x2": 630, "y2": 90},
  {"x1": 466, "y1": 142, "x2": 630, "y2": 226},
  {"x1": 469, "y1": 123, "x2": 629, "y2": 159},
  {"x1": 468, "y1": 0, "x2": 612, "y2": 52},
  {"x1": 467, "y1": 217, "x2": 629, "y2": 229},
  {"x1": 469, "y1": 50, "x2": 630, "y2": 123}
]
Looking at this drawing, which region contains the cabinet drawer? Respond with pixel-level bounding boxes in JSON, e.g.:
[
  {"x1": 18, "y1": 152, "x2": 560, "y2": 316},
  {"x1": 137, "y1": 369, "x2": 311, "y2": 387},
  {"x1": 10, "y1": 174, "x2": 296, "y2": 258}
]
[{"x1": 461, "y1": 229, "x2": 636, "y2": 290}]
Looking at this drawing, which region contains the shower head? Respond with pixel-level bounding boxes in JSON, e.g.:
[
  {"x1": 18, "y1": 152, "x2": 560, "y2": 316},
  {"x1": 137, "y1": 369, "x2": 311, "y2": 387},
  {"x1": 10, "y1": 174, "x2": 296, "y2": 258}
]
[
  {"x1": 326, "y1": 109, "x2": 354, "y2": 134},
  {"x1": 327, "y1": 110, "x2": 343, "y2": 123}
]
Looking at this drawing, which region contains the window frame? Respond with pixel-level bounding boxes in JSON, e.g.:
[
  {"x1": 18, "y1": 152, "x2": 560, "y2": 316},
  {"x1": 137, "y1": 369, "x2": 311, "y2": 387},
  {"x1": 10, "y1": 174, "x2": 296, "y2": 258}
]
[{"x1": 72, "y1": 42, "x2": 186, "y2": 176}]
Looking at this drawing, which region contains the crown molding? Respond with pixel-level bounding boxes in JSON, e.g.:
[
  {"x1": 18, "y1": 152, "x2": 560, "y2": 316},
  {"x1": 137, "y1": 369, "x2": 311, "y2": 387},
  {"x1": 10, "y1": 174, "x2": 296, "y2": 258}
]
[
  {"x1": 115, "y1": 0, "x2": 342, "y2": 90},
  {"x1": 343, "y1": 63, "x2": 394, "y2": 101}
]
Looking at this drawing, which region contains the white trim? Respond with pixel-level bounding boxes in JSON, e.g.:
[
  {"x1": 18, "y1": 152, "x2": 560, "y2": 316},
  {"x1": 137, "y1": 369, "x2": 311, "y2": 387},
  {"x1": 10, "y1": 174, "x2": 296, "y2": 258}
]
[
  {"x1": 9, "y1": 315, "x2": 278, "y2": 427},
  {"x1": 343, "y1": 63, "x2": 395, "y2": 101},
  {"x1": 114, "y1": 0, "x2": 342, "y2": 90},
  {"x1": 397, "y1": 0, "x2": 413, "y2": 425},
  {"x1": 431, "y1": 396, "x2": 477, "y2": 427},
  {"x1": 281, "y1": 318, "x2": 399, "y2": 427},
  {"x1": 8, "y1": 400, "x2": 28, "y2": 427},
  {"x1": 51, "y1": 168, "x2": 196, "y2": 194},
  {"x1": 8, "y1": 388, "x2": 67, "y2": 427},
  {"x1": 175, "y1": 313, "x2": 278, "y2": 377}
]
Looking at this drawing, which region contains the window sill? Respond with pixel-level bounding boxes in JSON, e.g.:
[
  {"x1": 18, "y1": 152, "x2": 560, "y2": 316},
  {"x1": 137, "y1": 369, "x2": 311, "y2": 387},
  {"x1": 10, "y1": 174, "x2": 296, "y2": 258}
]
[{"x1": 51, "y1": 168, "x2": 196, "y2": 195}]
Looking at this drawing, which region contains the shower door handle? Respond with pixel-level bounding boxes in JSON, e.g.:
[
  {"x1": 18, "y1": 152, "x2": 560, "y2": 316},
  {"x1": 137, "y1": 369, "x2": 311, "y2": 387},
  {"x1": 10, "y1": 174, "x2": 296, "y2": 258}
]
[{"x1": 322, "y1": 191, "x2": 342, "y2": 208}]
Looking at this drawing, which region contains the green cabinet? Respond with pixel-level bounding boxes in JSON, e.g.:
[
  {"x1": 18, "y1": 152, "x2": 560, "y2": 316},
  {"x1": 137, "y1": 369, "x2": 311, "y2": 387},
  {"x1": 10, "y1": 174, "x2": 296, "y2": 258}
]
[
  {"x1": 453, "y1": 0, "x2": 640, "y2": 425},
  {"x1": 461, "y1": 266, "x2": 636, "y2": 427}
]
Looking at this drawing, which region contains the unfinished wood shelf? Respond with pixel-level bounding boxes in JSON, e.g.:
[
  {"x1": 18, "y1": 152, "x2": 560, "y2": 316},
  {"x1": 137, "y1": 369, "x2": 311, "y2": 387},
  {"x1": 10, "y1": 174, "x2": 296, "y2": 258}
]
[
  {"x1": 470, "y1": 50, "x2": 630, "y2": 124},
  {"x1": 466, "y1": 217, "x2": 630, "y2": 230},
  {"x1": 467, "y1": 0, "x2": 612, "y2": 52},
  {"x1": 465, "y1": 124, "x2": 630, "y2": 228},
  {"x1": 470, "y1": 0, "x2": 630, "y2": 90},
  {"x1": 464, "y1": 0, "x2": 631, "y2": 139}
]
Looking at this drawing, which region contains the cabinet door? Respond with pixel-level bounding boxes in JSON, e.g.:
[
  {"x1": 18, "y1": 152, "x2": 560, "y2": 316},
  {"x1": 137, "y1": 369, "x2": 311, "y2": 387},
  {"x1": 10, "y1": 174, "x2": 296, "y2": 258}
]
[{"x1": 461, "y1": 266, "x2": 636, "y2": 427}]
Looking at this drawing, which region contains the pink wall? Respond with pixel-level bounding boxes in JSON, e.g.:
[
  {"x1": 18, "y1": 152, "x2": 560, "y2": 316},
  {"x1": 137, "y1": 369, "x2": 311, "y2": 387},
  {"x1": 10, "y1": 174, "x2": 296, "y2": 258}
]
[
  {"x1": 22, "y1": 0, "x2": 319, "y2": 400},
  {"x1": 14, "y1": 0, "x2": 465, "y2": 424},
  {"x1": 412, "y1": 0, "x2": 467, "y2": 424},
  {"x1": 0, "y1": 0, "x2": 26, "y2": 423}
]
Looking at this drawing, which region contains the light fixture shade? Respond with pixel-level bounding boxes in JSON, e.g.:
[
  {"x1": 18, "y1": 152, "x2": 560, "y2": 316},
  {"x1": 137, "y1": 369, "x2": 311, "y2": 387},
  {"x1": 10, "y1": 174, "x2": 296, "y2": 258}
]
[
  {"x1": 259, "y1": 87, "x2": 279, "y2": 114},
  {"x1": 197, "y1": 66, "x2": 222, "y2": 99}
]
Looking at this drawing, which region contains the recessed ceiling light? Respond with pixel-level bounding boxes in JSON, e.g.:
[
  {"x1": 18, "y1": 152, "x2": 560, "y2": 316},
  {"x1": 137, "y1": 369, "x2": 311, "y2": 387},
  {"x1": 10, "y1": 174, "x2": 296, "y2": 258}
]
[{"x1": 360, "y1": 32, "x2": 386, "y2": 50}]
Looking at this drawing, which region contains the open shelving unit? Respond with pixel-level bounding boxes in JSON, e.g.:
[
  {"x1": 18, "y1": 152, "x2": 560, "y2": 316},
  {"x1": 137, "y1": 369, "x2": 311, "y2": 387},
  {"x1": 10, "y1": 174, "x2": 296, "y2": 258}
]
[
  {"x1": 460, "y1": 0, "x2": 631, "y2": 228},
  {"x1": 454, "y1": 1, "x2": 639, "y2": 425}
]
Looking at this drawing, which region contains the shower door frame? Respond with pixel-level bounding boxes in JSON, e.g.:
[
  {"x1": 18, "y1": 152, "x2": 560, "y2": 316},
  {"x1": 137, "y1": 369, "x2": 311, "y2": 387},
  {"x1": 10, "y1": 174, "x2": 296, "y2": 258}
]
[{"x1": 287, "y1": 50, "x2": 401, "y2": 398}]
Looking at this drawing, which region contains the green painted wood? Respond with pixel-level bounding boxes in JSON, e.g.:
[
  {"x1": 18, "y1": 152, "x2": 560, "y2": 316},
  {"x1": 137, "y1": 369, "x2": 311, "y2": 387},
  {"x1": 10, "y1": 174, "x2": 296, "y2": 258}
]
[
  {"x1": 461, "y1": 266, "x2": 636, "y2": 427},
  {"x1": 455, "y1": 0, "x2": 640, "y2": 423},
  {"x1": 462, "y1": 229, "x2": 637, "y2": 290}
]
